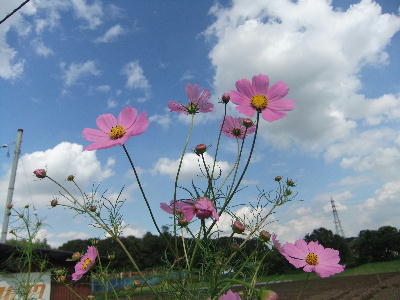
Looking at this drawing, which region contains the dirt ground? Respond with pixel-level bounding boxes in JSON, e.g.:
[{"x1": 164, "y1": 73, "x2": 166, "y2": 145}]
[{"x1": 259, "y1": 272, "x2": 400, "y2": 300}]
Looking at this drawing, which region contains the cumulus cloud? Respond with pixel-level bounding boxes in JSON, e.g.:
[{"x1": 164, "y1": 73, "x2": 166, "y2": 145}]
[
  {"x1": 205, "y1": 0, "x2": 400, "y2": 151},
  {"x1": 0, "y1": 142, "x2": 114, "y2": 207},
  {"x1": 152, "y1": 152, "x2": 231, "y2": 182},
  {"x1": 61, "y1": 60, "x2": 101, "y2": 87},
  {"x1": 122, "y1": 61, "x2": 150, "y2": 90},
  {"x1": 149, "y1": 113, "x2": 172, "y2": 130},
  {"x1": 70, "y1": 0, "x2": 103, "y2": 29},
  {"x1": 95, "y1": 24, "x2": 124, "y2": 43},
  {"x1": 32, "y1": 39, "x2": 54, "y2": 57}
]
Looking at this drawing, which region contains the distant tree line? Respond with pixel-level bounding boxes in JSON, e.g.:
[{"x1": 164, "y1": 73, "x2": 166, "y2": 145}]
[{"x1": 56, "y1": 225, "x2": 400, "y2": 276}]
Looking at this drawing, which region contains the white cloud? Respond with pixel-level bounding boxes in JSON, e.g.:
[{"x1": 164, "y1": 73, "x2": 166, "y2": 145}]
[
  {"x1": 107, "y1": 98, "x2": 117, "y2": 108},
  {"x1": 61, "y1": 60, "x2": 101, "y2": 86},
  {"x1": 95, "y1": 24, "x2": 124, "y2": 43},
  {"x1": 32, "y1": 39, "x2": 54, "y2": 57},
  {"x1": 180, "y1": 70, "x2": 194, "y2": 81},
  {"x1": 152, "y1": 152, "x2": 231, "y2": 182},
  {"x1": 205, "y1": 0, "x2": 400, "y2": 151},
  {"x1": 0, "y1": 142, "x2": 114, "y2": 207},
  {"x1": 122, "y1": 60, "x2": 150, "y2": 90},
  {"x1": 96, "y1": 85, "x2": 111, "y2": 92},
  {"x1": 149, "y1": 113, "x2": 172, "y2": 130},
  {"x1": 70, "y1": 0, "x2": 103, "y2": 29}
]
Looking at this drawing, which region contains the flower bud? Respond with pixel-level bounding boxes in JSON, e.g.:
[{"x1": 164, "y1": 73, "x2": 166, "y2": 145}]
[
  {"x1": 178, "y1": 216, "x2": 189, "y2": 227},
  {"x1": 221, "y1": 93, "x2": 230, "y2": 104},
  {"x1": 67, "y1": 175, "x2": 75, "y2": 181},
  {"x1": 232, "y1": 220, "x2": 245, "y2": 234},
  {"x1": 24, "y1": 204, "x2": 29, "y2": 209},
  {"x1": 54, "y1": 269, "x2": 64, "y2": 276},
  {"x1": 134, "y1": 280, "x2": 142, "y2": 287},
  {"x1": 258, "y1": 289, "x2": 278, "y2": 300},
  {"x1": 50, "y1": 199, "x2": 58, "y2": 207},
  {"x1": 287, "y1": 179, "x2": 295, "y2": 187},
  {"x1": 194, "y1": 144, "x2": 207, "y2": 155},
  {"x1": 284, "y1": 189, "x2": 292, "y2": 196},
  {"x1": 6, "y1": 203, "x2": 13, "y2": 210},
  {"x1": 231, "y1": 242, "x2": 240, "y2": 251},
  {"x1": 58, "y1": 275, "x2": 66, "y2": 283},
  {"x1": 88, "y1": 205, "x2": 97, "y2": 212},
  {"x1": 242, "y1": 118, "x2": 254, "y2": 128},
  {"x1": 72, "y1": 252, "x2": 81, "y2": 261},
  {"x1": 33, "y1": 169, "x2": 46, "y2": 179},
  {"x1": 107, "y1": 254, "x2": 115, "y2": 260},
  {"x1": 87, "y1": 295, "x2": 95, "y2": 300},
  {"x1": 274, "y1": 176, "x2": 282, "y2": 182},
  {"x1": 260, "y1": 230, "x2": 271, "y2": 242}
]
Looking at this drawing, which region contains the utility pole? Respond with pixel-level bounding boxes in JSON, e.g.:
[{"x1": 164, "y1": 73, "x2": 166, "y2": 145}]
[{"x1": 1, "y1": 129, "x2": 23, "y2": 243}]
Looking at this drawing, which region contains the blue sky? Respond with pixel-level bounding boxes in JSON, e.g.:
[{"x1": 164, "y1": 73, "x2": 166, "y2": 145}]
[{"x1": 1, "y1": 0, "x2": 400, "y2": 247}]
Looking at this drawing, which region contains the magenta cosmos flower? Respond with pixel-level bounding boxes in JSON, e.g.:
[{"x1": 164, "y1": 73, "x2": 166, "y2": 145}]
[
  {"x1": 219, "y1": 290, "x2": 241, "y2": 300},
  {"x1": 82, "y1": 106, "x2": 149, "y2": 151},
  {"x1": 222, "y1": 116, "x2": 256, "y2": 139},
  {"x1": 160, "y1": 197, "x2": 219, "y2": 221},
  {"x1": 168, "y1": 83, "x2": 213, "y2": 114},
  {"x1": 72, "y1": 246, "x2": 98, "y2": 281},
  {"x1": 272, "y1": 234, "x2": 345, "y2": 278},
  {"x1": 230, "y1": 74, "x2": 294, "y2": 122}
]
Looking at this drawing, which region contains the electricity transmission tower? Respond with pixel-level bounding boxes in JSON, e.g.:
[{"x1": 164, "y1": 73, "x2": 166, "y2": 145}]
[{"x1": 330, "y1": 196, "x2": 345, "y2": 237}]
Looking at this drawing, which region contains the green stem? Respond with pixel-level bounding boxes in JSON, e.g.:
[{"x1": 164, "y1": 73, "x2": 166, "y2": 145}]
[
  {"x1": 201, "y1": 153, "x2": 215, "y2": 200},
  {"x1": 210, "y1": 104, "x2": 227, "y2": 186},
  {"x1": 64, "y1": 283, "x2": 85, "y2": 300},
  {"x1": 297, "y1": 272, "x2": 311, "y2": 300}
]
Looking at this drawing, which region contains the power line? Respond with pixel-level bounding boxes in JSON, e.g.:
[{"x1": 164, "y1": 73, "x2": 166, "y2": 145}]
[{"x1": 0, "y1": 0, "x2": 32, "y2": 26}]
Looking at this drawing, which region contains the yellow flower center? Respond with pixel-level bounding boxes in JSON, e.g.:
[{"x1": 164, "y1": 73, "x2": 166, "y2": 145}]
[
  {"x1": 82, "y1": 258, "x2": 92, "y2": 269},
  {"x1": 109, "y1": 125, "x2": 126, "y2": 139},
  {"x1": 305, "y1": 253, "x2": 318, "y2": 265},
  {"x1": 251, "y1": 95, "x2": 268, "y2": 110},
  {"x1": 187, "y1": 103, "x2": 199, "y2": 114}
]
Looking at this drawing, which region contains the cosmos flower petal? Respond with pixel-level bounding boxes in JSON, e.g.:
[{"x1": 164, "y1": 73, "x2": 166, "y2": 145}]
[
  {"x1": 84, "y1": 140, "x2": 118, "y2": 151},
  {"x1": 168, "y1": 101, "x2": 188, "y2": 114},
  {"x1": 314, "y1": 263, "x2": 345, "y2": 278},
  {"x1": 129, "y1": 112, "x2": 150, "y2": 136},
  {"x1": 268, "y1": 98, "x2": 295, "y2": 111},
  {"x1": 303, "y1": 264, "x2": 315, "y2": 272},
  {"x1": 236, "y1": 104, "x2": 257, "y2": 117},
  {"x1": 186, "y1": 84, "x2": 200, "y2": 103},
  {"x1": 82, "y1": 128, "x2": 108, "y2": 142},
  {"x1": 235, "y1": 78, "x2": 255, "y2": 99},
  {"x1": 118, "y1": 106, "x2": 138, "y2": 129},
  {"x1": 267, "y1": 81, "x2": 289, "y2": 101},
  {"x1": 219, "y1": 289, "x2": 242, "y2": 300},
  {"x1": 252, "y1": 74, "x2": 269, "y2": 95},
  {"x1": 229, "y1": 90, "x2": 250, "y2": 105},
  {"x1": 261, "y1": 109, "x2": 286, "y2": 122},
  {"x1": 96, "y1": 114, "x2": 117, "y2": 133}
]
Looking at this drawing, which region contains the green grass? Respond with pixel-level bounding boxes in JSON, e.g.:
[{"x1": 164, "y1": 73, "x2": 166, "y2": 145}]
[{"x1": 258, "y1": 259, "x2": 400, "y2": 283}]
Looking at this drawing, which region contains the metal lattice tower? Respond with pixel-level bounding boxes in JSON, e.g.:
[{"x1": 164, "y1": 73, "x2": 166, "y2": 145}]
[{"x1": 330, "y1": 197, "x2": 345, "y2": 237}]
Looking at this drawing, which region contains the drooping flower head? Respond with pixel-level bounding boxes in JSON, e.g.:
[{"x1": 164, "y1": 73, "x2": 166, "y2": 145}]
[
  {"x1": 219, "y1": 290, "x2": 242, "y2": 300},
  {"x1": 82, "y1": 106, "x2": 149, "y2": 151},
  {"x1": 222, "y1": 116, "x2": 256, "y2": 139},
  {"x1": 272, "y1": 234, "x2": 345, "y2": 278},
  {"x1": 72, "y1": 246, "x2": 98, "y2": 281},
  {"x1": 168, "y1": 83, "x2": 213, "y2": 114},
  {"x1": 230, "y1": 74, "x2": 294, "y2": 122},
  {"x1": 160, "y1": 197, "x2": 219, "y2": 222}
]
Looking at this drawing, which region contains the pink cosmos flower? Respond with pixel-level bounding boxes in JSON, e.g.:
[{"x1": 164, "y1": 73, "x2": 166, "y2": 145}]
[
  {"x1": 168, "y1": 83, "x2": 213, "y2": 114},
  {"x1": 160, "y1": 197, "x2": 219, "y2": 221},
  {"x1": 72, "y1": 246, "x2": 98, "y2": 281},
  {"x1": 82, "y1": 106, "x2": 149, "y2": 151},
  {"x1": 230, "y1": 74, "x2": 294, "y2": 122},
  {"x1": 272, "y1": 234, "x2": 345, "y2": 278},
  {"x1": 222, "y1": 116, "x2": 256, "y2": 139},
  {"x1": 219, "y1": 290, "x2": 241, "y2": 300},
  {"x1": 33, "y1": 169, "x2": 46, "y2": 179}
]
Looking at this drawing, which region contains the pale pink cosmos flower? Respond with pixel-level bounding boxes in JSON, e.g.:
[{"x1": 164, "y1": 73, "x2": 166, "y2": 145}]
[
  {"x1": 168, "y1": 83, "x2": 213, "y2": 114},
  {"x1": 272, "y1": 234, "x2": 345, "y2": 278},
  {"x1": 160, "y1": 197, "x2": 219, "y2": 221},
  {"x1": 222, "y1": 116, "x2": 256, "y2": 139},
  {"x1": 82, "y1": 106, "x2": 149, "y2": 151},
  {"x1": 219, "y1": 290, "x2": 241, "y2": 300},
  {"x1": 72, "y1": 246, "x2": 98, "y2": 281},
  {"x1": 230, "y1": 74, "x2": 294, "y2": 122}
]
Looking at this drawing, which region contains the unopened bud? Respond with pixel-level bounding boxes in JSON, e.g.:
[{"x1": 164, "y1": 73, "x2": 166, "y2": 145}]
[
  {"x1": 67, "y1": 175, "x2": 75, "y2": 181},
  {"x1": 232, "y1": 242, "x2": 240, "y2": 251},
  {"x1": 107, "y1": 254, "x2": 115, "y2": 260},
  {"x1": 260, "y1": 231, "x2": 271, "y2": 242},
  {"x1": 54, "y1": 269, "x2": 64, "y2": 276},
  {"x1": 72, "y1": 252, "x2": 81, "y2": 260},
  {"x1": 242, "y1": 118, "x2": 254, "y2": 128},
  {"x1": 258, "y1": 289, "x2": 278, "y2": 300},
  {"x1": 6, "y1": 203, "x2": 13, "y2": 210},
  {"x1": 284, "y1": 189, "x2": 292, "y2": 196},
  {"x1": 221, "y1": 93, "x2": 230, "y2": 104},
  {"x1": 88, "y1": 205, "x2": 97, "y2": 212},
  {"x1": 194, "y1": 144, "x2": 207, "y2": 155},
  {"x1": 274, "y1": 176, "x2": 282, "y2": 182},
  {"x1": 178, "y1": 216, "x2": 189, "y2": 227},
  {"x1": 232, "y1": 220, "x2": 245, "y2": 234},
  {"x1": 50, "y1": 199, "x2": 58, "y2": 207},
  {"x1": 24, "y1": 204, "x2": 29, "y2": 208},
  {"x1": 134, "y1": 280, "x2": 141, "y2": 287},
  {"x1": 58, "y1": 275, "x2": 66, "y2": 283},
  {"x1": 33, "y1": 169, "x2": 46, "y2": 179},
  {"x1": 286, "y1": 179, "x2": 295, "y2": 187}
]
